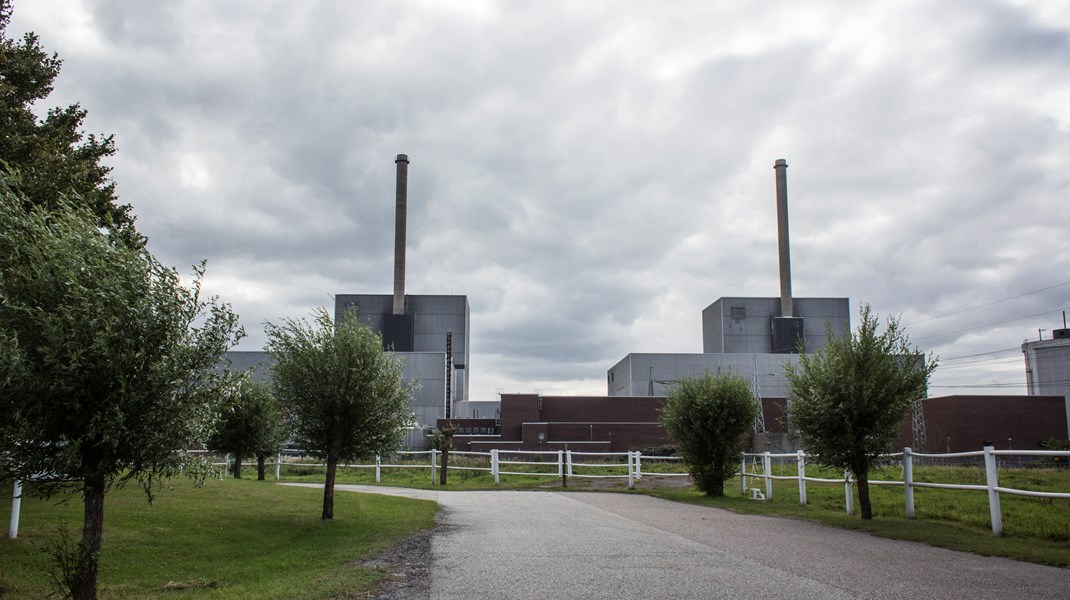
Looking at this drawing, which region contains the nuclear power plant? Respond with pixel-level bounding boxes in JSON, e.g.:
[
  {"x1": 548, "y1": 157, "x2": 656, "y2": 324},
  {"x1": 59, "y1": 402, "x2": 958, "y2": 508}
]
[
  {"x1": 332, "y1": 155, "x2": 473, "y2": 448},
  {"x1": 223, "y1": 155, "x2": 1068, "y2": 453},
  {"x1": 607, "y1": 159, "x2": 850, "y2": 445}
]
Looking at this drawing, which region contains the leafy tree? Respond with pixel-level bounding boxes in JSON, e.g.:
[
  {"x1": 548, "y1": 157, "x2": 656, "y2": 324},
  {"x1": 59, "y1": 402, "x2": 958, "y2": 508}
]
[
  {"x1": 660, "y1": 372, "x2": 759, "y2": 496},
  {"x1": 207, "y1": 373, "x2": 287, "y2": 480},
  {"x1": 0, "y1": 185, "x2": 242, "y2": 599},
  {"x1": 266, "y1": 308, "x2": 415, "y2": 519},
  {"x1": 0, "y1": 0, "x2": 138, "y2": 244},
  {"x1": 786, "y1": 304, "x2": 936, "y2": 520},
  {"x1": 429, "y1": 423, "x2": 458, "y2": 486}
]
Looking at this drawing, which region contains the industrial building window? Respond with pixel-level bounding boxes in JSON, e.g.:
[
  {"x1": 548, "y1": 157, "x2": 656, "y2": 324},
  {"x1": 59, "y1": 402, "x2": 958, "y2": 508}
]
[{"x1": 731, "y1": 306, "x2": 746, "y2": 320}]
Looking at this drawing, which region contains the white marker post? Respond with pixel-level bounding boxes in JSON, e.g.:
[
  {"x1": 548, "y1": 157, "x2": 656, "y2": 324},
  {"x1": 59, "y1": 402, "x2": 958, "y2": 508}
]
[{"x1": 9, "y1": 480, "x2": 22, "y2": 539}]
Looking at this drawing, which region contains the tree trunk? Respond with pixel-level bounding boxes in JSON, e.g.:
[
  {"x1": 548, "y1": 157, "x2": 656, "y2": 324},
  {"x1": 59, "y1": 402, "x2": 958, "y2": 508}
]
[
  {"x1": 74, "y1": 475, "x2": 106, "y2": 600},
  {"x1": 232, "y1": 455, "x2": 242, "y2": 479},
  {"x1": 438, "y1": 447, "x2": 451, "y2": 483},
  {"x1": 856, "y1": 463, "x2": 873, "y2": 520},
  {"x1": 712, "y1": 476, "x2": 725, "y2": 497},
  {"x1": 256, "y1": 453, "x2": 266, "y2": 481},
  {"x1": 322, "y1": 452, "x2": 337, "y2": 520}
]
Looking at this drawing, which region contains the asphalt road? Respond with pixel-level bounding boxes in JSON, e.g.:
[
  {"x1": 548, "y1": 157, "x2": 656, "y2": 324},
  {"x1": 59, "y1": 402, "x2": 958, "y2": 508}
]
[{"x1": 314, "y1": 485, "x2": 1070, "y2": 599}]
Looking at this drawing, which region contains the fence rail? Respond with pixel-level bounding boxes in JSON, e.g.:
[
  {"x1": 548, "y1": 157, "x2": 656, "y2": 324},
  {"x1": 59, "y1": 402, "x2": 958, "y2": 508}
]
[
  {"x1": 197, "y1": 448, "x2": 690, "y2": 487},
  {"x1": 740, "y1": 445, "x2": 1070, "y2": 535},
  {"x1": 10, "y1": 444, "x2": 1070, "y2": 540}
]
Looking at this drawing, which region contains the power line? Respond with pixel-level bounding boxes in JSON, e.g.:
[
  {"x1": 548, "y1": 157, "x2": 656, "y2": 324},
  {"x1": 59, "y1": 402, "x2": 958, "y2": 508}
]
[
  {"x1": 914, "y1": 307, "x2": 1068, "y2": 342},
  {"x1": 937, "y1": 359, "x2": 1022, "y2": 370},
  {"x1": 931, "y1": 379, "x2": 1070, "y2": 389},
  {"x1": 904, "y1": 280, "x2": 1070, "y2": 326},
  {"x1": 940, "y1": 347, "x2": 1020, "y2": 362}
]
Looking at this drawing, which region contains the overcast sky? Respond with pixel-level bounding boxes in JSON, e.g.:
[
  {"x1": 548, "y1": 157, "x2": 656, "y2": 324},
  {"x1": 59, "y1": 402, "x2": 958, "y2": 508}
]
[{"x1": 11, "y1": 0, "x2": 1070, "y2": 400}]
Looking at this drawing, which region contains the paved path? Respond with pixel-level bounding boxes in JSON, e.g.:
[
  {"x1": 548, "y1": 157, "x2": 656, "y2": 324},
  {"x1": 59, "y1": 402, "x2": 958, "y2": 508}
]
[{"x1": 294, "y1": 484, "x2": 1070, "y2": 599}]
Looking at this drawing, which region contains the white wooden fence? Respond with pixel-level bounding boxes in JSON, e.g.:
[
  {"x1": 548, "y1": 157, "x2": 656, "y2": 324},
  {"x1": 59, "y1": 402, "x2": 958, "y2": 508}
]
[
  {"x1": 259, "y1": 449, "x2": 689, "y2": 487},
  {"x1": 740, "y1": 445, "x2": 1070, "y2": 535},
  {"x1": 11, "y1": 445, "x2": 1068, "y2": 540}
]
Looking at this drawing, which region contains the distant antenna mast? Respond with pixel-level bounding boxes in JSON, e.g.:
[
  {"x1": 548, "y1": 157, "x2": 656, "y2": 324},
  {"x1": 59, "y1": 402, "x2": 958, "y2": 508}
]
[
  {"x1": 911, "y1": 399, "x2": 927, "y2": 451},
  {"x1": 751, "y1": 355, "x2": 766, "y2": 433}
]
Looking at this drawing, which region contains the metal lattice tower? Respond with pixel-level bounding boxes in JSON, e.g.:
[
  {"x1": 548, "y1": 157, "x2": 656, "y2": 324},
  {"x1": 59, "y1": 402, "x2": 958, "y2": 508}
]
[
  {"x1": 752, "y1": 355, "x2": 767, "y2": 433},
  {"x1": 911, "y1": 398, "x2": 927, "y2": 451}
]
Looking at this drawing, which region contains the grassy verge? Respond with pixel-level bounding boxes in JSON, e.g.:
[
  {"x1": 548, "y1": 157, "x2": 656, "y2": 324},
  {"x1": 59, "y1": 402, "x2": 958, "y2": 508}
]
[
  {"x1": 0, "y1": 477, "x2": 436, "y2": 599},
  {"x1": 646, "y1": 463, "x2": 1070, "y2": 568}
]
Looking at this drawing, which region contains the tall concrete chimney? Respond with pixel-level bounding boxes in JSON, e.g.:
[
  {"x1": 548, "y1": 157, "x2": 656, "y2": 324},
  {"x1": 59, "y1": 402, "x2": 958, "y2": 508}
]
[
  {"x1": 392, "y1": 154, "x2": 409, "y2": 315},
  {"x1": 774, "y1": 158, "x2": 793, "y2": 318}
]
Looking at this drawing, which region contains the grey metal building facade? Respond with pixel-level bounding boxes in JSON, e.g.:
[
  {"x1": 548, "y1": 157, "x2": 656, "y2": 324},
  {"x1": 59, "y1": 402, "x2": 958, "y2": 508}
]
[
  {"x1": 335, "y1": 293, "x2": 470, "y2": 408},
  {"x1": 608, "y1": 352, "x2": 801, "y2": 399},
  {"x1": 1023, "y1": 330, "x2": 1070, "y2": 436},
  {"x1": 609, "y1": 296, "x2": 849, "y2": 398},
  {"x1": 703, "y1": 297, "x2": 850, "y2": 354}
]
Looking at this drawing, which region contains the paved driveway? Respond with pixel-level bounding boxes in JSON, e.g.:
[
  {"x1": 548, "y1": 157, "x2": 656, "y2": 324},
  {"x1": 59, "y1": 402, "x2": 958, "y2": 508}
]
[{"x1": 316, "y1": 485, "x2": 1070, "y2": 599}]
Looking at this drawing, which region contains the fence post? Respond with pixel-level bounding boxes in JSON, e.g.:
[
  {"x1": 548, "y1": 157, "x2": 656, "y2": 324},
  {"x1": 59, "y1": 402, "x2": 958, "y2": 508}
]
[
  {"x1": 430, "y1": 449, "x2": 438, "y2": 485},
  {"x1": 224, "y1": 453, "x2": 231, "y2": 478},
  {"x1": 635, "y1": 451, "x2": 642, "y2": 480},
  {"x1": 904, "y1": 447, "x2": 915, "y2": 519},
  {"x1": 627, "y1": 451, "x2": 634, "y2": 489},
  {"x1": 566, "y1": 450, "x2": 573, "y2": 476},
  {"x1": 9, "y1": 480, "x2": 22, "y2": 539},
  {"x1": 740, "y1": 455, "x2": 747, "y2": 496},
  {"x1": 763, "y1": 451, "x2": 772, "y2": 501},
  {"x1": 375, "y1": 454, "x2": 381, "y2": 483},
  {"x1": 796, "y1": 450, "x2": 807, "y2": 506},
  {"x1": 275, "y1": 453, "x2": 282, "y2": 481},
  {"x1": 983, "y1": 444, "x2": 1003, "y2": 536},
  {"x1": 492, "y1": 449, "x2": 500, "y2": 485},
  {"x1": 844, "y1": 469, "x2": 854, "y2": 515},
  {"x1": 557, "y1": 450, "x2": 563, "y2": 478}
]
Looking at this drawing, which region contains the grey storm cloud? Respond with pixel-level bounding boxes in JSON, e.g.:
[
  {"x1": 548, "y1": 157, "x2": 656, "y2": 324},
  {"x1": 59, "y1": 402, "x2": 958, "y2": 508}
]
[{"x1": 9, "y1": 0, "x2": 1070, "y2": 398}]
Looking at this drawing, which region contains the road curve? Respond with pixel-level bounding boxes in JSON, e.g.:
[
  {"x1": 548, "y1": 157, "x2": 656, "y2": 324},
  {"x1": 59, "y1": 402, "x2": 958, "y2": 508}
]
[{"x1": 293, "y1": 484, "x2": 1070, "y2": 599}]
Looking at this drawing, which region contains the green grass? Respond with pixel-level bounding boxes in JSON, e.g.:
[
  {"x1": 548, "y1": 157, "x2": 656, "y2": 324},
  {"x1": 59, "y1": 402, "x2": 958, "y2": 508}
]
[
  {"x1": 648, "y1": 461, "x2": 1070, "y2": 567},
  {"x1": 0, "y1": 477, "x2": 436, "y2": 599}
]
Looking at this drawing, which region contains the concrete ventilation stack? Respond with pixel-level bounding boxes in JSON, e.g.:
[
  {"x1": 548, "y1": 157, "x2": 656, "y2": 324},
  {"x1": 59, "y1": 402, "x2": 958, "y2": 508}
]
[
  {"x1": 774, "y1": 158, "x2": 793, "y2": 318},
  {"x1": 382, "y1": 154, "x2": 415, "y2": 353},
  {"x1": 770, "y1": 158, "x2": 804, "y2": 354},
  {"x1": 392, "y1": 154, "x2": 409, "y2": 316}
]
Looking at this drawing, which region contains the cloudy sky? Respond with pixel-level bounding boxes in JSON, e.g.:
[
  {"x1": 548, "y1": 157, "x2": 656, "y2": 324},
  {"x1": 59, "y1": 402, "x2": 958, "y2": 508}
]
[{"x1": 10, "y1": 0, "x2": 1070, "y2": 400}]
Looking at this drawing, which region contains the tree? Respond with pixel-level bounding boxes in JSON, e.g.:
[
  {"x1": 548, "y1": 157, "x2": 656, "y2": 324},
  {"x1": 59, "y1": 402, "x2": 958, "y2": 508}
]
[
  {"x1": 429, "y1": 423, "x2": 458, "y2": 486},
  {"x1": 0, "y1": 0, "x2": 138, "y2": 245},
  {"x1": 207, "y1": 373, "x2": 287, "y2": 480},
  {"x1": 660, "y1": 372, "x2": 759, "y2": 496},
  {"x1": 786, "y1": 304, "x2": 936, "y2": 520},
  {"x1": 0, "y1": 185, "x2": 242, "y2": 599},
  {"x1": 266, "y1": 308, "x2": 415, "y2": 519}
]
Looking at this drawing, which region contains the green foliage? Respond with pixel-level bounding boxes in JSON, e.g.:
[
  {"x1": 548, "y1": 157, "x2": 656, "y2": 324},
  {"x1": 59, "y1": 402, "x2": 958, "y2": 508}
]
[
  {"x1": 786, "y1": 303, "x2": 936, "y2": 519},
  {"x1": 207, "y1": 373, "x2": 287, "y2": 479},
  {"x1": 0, "y1": 0, "x2": 137, "y2": 244},
  {"x1": 46, "y1": 522, "x2": 96, "y2": 600},
  {"x1": 267, "y1": 308, "x2": 415, "y2": 462},
  {"x1": 0, "y1": 188, "x2": 242, "y2": 495},
  {"x1": 428, "y1": 424, "x2": 456, "y2": 452},
  {"x1": 660, "y1": 372, "x2": 758, "y2": 496},
  {"x1": 1042, "y1": 438, "x2": 1070, "y2": 451},
  {"x1": 266, "y1": 308, "x2": 415, "y2": 517},
  {"x1": 0, "y1": 186, "x2": 242, "y2": 598},
  {"x1": 429, "y1": 424, "x2": 457, "y2": 485}
]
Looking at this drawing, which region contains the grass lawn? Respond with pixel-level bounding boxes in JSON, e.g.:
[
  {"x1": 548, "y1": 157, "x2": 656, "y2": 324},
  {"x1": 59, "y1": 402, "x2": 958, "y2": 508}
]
[
  {"x1": 647, "y1": 462, "x2": 1070, "y2": 568},
  {"x1": 0, "y1": 477, "x2": 436, "y2": 599}
]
